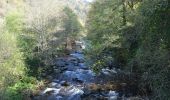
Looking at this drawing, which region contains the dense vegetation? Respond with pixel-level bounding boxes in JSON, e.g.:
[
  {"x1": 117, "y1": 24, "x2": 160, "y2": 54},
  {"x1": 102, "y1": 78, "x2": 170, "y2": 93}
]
[
  {"x1": 86, "y1": 0, "x2": 170, "y2": 99},
  {"x1": 0, "y1": 0, "x2": 82, "y2": 99}
]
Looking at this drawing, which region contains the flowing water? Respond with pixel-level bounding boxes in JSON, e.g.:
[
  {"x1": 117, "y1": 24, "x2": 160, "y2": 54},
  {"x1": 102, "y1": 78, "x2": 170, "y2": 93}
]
[{"x1": 34, "y1": 52, "x2": 140, "y2": 100}]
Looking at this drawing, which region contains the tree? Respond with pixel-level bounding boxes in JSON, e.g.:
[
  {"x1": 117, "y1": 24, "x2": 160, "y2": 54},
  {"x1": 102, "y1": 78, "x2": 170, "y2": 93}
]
[
  {"x1": 86, "y1": 0, "x2": 170, "y2": 99},
  {"x1": 131, "y1": 0, "x2": 170, "y2": 99},
  {"x1": 23, "y1": 0, "x2": 65, "y2": 72},
  {"x1": 85, "y1": 0, "x2": 136, "y2": 70},
  {"x1": 62, "y1": 7, "x2": 82, "y2": 50}
]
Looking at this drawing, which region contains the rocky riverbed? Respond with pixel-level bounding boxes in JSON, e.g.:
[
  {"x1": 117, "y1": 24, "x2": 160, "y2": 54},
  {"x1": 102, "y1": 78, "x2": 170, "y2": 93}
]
[{"x1": 33, "y1": 52, "x2": 146, "y2": 100}]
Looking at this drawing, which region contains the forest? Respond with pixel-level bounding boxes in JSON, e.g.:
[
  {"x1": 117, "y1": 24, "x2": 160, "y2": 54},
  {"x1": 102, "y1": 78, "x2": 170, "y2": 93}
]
[{"x1": 0, "y1": 0, "x2": 169, "y2": 100}]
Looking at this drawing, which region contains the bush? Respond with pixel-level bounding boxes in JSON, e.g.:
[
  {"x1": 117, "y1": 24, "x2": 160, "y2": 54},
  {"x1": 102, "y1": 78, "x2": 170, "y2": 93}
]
[
  {"x1": 3, "y1": 76, "x2": 37, "y2": 100},
  {"x1": 0, "y1": 8, "x2": 39, "y2": 100}
]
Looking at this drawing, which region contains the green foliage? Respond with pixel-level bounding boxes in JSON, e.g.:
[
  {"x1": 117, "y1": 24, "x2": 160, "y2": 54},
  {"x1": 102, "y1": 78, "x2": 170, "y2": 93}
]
[
  {"x1": 17, "y1": 35, "x2": 42, "y2": 77},
  {"x1": 86, "y1": 0, "x2": 132, "y2": 71},
  {"x1": 86, "y1": 0, "x2": 122, "y2": 45},
  {"x1": 5, "y1": 11, "x2": 24, "y2": 33},
  {"x1": 3, "y1": 76, "x2": 37, "y2": 100},
  {"x1": 0, "y1": 4, "x2": 39, "y2": 100},
  {"x1": 0, "y1": 1, "x2": 84, "y2": 100},
  {"x1": 63, "y1": 7, "x2": 82, "y2": 38},
  {"x1": 0, "y1": 32, "x2": 25, "y2": 87},
  {"x1": 86, "y1": 0, "x2": 170, "y2": 99},
  {"x1": 129, "y1": 0, "x2": 170, "y2": 99}
]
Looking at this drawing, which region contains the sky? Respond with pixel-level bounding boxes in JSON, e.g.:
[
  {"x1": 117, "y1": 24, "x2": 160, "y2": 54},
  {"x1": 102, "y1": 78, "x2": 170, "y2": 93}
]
[{"x1": 85, "y1": 0, "x2": 93, "y2": 2}]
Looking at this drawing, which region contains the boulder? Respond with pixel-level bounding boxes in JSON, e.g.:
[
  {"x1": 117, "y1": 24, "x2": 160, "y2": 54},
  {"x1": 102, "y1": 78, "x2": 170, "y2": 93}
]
[{"x1": 60, "y1": 81, "x2": 70, "y2": 87}]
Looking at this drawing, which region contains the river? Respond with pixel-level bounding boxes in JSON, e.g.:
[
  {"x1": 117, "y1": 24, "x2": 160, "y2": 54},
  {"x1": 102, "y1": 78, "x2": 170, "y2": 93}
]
[{"x1": 34, "y1": 51, "x2": 144, "y2": 100}]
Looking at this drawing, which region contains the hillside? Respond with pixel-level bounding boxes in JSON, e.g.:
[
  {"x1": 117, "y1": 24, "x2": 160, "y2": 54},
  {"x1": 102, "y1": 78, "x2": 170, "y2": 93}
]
[
  {"x1": 0, "y1": 0, "x2": 90, "y2": 25},
  {"x1": 26, "y1": 0, "x2": 90, "y2": 25},
  {"x1": 66, "y1": 0, "x2": 90, "y2": 24}
]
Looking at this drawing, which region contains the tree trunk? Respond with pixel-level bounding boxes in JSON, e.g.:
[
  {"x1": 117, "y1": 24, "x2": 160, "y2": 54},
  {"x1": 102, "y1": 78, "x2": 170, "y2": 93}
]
[{"x1": 122, "y1": 0, "x2": 127, "y2": 26}]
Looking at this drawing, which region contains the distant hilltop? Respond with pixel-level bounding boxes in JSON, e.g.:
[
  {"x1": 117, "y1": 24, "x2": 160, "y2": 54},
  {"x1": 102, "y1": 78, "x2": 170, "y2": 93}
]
[
  {"x1": 26, "y1": 0, "x2": 90, "y2": 24},
  {"x1": 0, "y1": 0, "x2": 90, "y2": 24}
]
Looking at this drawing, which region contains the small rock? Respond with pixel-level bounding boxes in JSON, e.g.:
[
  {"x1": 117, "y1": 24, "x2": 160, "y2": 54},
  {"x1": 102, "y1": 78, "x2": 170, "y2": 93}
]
[
  {"x1": 49, "y1": 82, "x2": 57, "y2": 87},
  {"x1": 108, "y1": 91, "x2": 118, "y2": 100},
  {"x1": 60, "y1": 81, "x2": 69, "y2": 87},
  {"x1": 42, "y1": 88, "x2": 60, "y2": 95},
  {"x1": 108, "y1": 91, "x2": 118, "y2": 96},
  {"x1": 109, "y1": 96, "x2": 117, "y2": 100},
  {"x1": 72, "y1": 78, "x2": 84, "y2": 83}
]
